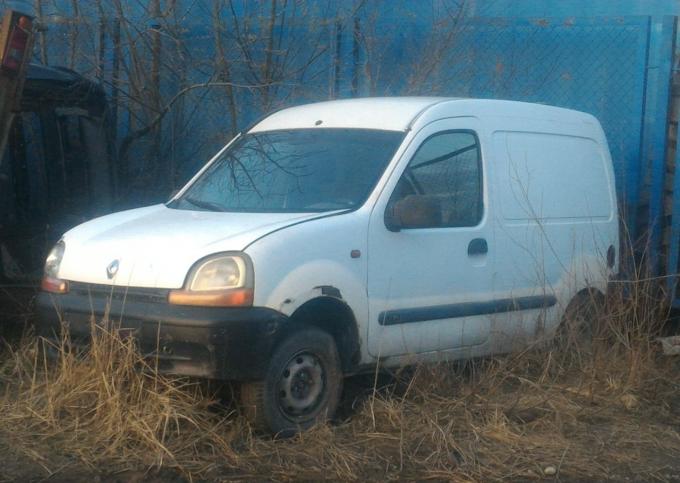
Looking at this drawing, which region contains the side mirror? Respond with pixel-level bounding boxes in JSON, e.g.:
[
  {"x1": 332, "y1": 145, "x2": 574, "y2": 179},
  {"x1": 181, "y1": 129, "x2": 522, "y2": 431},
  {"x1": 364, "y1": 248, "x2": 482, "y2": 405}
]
[{"x1": 385, "y1": 195, "x2": 441, "y2": 232}]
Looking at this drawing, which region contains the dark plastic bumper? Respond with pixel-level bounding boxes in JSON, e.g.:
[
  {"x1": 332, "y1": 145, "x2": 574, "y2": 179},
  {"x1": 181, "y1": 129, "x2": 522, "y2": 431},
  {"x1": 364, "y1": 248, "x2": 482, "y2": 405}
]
[{"x1": 35, "y1": 283, "x2": 289, "y2": 381}]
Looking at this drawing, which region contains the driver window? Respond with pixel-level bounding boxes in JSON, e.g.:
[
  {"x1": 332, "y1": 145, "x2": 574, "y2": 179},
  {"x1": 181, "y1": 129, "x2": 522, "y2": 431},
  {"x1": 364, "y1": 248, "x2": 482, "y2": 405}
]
[{"x1": 391, "y1": 131, "x2": 482, "y2": 228}]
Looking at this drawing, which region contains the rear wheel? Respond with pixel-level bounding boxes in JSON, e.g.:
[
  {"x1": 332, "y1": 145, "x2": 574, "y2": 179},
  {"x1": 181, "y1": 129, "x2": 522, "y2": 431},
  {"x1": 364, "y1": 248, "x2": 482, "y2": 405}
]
[
  {"x1": 556, "y1": 292, "x2": 603, "y2": 351},
  {"x1": 240, "y1": 328, "x2": 342, "y2": 436}
]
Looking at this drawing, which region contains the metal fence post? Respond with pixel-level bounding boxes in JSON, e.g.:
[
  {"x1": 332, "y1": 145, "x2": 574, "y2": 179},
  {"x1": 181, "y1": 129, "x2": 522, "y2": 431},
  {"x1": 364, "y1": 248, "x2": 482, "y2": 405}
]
[{"x1": 641, "y1": 16, "x2": 677, "y2": 276}]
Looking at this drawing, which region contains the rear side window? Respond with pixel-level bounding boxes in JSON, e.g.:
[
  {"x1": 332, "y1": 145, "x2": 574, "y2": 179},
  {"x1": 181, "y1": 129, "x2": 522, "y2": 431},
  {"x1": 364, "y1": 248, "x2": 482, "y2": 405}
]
[{"x1": 390, "y1": 131, "x2": 483, "y2": 228}]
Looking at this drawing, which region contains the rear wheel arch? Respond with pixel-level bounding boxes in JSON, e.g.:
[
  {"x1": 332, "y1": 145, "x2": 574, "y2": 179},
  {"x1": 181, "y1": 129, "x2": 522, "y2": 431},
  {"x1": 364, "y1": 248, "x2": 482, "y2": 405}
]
[
  {"x1": 555, "y1": 286, "x2": 606, "y2": 344},
  {"x1": 558, "y1": 286, "x2": 606, "y2": 326},
  {"x1": 566, "y1": 287, "x2": 606, "y2": 312}
]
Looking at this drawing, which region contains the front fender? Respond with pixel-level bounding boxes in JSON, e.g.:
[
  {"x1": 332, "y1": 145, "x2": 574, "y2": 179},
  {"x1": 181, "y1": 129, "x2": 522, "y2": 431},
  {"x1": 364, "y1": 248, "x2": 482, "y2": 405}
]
[{"x1": 257, "y1": 259, "x2": 366, "y2": 318}]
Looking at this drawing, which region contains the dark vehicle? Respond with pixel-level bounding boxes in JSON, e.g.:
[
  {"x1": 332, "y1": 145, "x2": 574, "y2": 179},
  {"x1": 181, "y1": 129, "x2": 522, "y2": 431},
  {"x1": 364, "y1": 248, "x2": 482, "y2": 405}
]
[{"x1": 0, "y1": 63, "x2": 115, "y2": 283}]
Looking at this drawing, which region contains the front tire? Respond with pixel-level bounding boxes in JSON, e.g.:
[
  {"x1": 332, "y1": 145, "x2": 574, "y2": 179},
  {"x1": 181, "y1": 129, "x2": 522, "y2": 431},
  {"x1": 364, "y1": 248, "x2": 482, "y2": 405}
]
[{"x1": 240, "y1": 328, "x2": 342, "y2": 436}]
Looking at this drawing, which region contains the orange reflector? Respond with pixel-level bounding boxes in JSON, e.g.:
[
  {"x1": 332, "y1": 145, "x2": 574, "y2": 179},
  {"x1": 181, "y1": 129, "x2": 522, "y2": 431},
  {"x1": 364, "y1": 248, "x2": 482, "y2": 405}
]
[
  {"x1": 168, "y1": 288, "x2": 253, "y2": 307},
  {"x1": 41, "y1": 276, "x2": 69, "y2": 294}
]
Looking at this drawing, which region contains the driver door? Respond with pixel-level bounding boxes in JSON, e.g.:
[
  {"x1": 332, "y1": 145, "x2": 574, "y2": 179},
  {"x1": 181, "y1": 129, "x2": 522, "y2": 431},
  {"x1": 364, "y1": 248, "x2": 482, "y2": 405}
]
[{"x1": 366, "y1": 117, "x2": 495, "y2": 357}]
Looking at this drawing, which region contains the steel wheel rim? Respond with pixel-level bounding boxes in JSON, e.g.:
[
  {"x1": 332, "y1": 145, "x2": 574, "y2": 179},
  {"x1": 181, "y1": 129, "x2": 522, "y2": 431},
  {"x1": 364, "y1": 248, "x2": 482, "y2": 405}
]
[{"x1": 277, "y1": 352, "x2": 325, "y2": 417}]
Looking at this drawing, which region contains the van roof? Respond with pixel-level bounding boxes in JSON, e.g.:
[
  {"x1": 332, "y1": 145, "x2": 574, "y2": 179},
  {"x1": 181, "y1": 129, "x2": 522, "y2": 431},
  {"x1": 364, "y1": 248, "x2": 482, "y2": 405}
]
[{"x1": 249, "y1": 97, "x2": 594, "y2": 133}]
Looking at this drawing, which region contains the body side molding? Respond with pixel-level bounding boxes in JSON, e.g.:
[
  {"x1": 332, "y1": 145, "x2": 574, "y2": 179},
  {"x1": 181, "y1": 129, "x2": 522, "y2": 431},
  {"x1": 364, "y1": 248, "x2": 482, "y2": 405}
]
[{"x1": 378, "y1": 295, "x2": 557, "y2": 326}]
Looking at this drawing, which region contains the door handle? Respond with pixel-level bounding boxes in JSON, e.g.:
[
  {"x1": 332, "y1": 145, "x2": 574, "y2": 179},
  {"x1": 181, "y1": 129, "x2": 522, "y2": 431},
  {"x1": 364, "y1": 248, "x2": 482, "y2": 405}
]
[{"x1": 468, "y1": 238, "x2": 488, "y2": 256}]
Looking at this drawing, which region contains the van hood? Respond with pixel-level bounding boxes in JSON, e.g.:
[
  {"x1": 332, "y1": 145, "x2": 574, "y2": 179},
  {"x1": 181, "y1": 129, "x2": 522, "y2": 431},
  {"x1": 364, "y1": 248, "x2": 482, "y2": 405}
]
[{"x1": 57, "y1": 204, "x2": 329, "y2": 288}]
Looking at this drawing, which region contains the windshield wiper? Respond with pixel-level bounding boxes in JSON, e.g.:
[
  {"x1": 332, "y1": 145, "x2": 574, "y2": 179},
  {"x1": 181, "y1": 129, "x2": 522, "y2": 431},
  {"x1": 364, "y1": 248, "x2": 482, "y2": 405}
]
[{"x1": 183, "y1": 197, "x2": 228, "y2": 212}]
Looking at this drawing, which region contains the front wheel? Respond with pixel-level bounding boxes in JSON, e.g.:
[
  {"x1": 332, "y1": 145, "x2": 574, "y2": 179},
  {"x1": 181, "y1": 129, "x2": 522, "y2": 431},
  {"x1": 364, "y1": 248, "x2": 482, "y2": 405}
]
[{"x1": 240, "y1": 328, "x2": 342, "y2": 436}]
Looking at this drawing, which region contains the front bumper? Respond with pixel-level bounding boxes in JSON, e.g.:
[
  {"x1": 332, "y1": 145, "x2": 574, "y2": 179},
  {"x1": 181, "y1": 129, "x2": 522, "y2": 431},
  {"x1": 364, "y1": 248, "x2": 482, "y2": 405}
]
[{"x1": 35, "y1": 282, "x2": 289, "y2": 380}]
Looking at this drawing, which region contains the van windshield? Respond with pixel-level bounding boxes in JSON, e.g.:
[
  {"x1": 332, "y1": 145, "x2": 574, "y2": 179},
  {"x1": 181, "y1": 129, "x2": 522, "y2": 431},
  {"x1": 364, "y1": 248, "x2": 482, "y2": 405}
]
[{"x1": 170, "y1": 128, "x2": 405, "y2": 213}]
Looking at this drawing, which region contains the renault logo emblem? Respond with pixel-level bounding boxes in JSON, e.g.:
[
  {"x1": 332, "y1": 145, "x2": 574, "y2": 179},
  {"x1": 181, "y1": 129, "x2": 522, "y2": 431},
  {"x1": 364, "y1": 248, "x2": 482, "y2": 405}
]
[{"x1": 106, "y1": 259, "x2": 119, "y2": 279}]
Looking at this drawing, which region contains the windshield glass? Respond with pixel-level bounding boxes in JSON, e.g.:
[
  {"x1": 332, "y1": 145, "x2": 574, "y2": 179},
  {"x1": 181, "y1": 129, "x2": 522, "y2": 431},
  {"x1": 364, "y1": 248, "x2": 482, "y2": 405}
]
[{"x1": 170, "y1": 128, "x2": 405, "y2": 213}]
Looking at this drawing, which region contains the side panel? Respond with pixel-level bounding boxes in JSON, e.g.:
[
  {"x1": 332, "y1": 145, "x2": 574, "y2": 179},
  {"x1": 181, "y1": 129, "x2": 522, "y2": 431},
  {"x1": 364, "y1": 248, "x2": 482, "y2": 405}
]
[{"x1": 490, "y1": 126, "x2": 618, "y2": 344}]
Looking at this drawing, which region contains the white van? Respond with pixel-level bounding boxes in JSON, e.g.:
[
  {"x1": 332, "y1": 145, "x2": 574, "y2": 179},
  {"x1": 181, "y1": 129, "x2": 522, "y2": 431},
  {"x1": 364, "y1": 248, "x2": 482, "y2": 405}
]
[{"x1": 37, "y1": 98, "x2": 619, "y2": 434}]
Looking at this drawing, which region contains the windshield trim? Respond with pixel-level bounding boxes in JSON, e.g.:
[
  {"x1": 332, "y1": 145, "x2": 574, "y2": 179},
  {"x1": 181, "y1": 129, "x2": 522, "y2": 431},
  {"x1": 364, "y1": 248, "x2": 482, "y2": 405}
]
[{"x1": 167, "y1": 132, "x2": 243, "y2": 205}]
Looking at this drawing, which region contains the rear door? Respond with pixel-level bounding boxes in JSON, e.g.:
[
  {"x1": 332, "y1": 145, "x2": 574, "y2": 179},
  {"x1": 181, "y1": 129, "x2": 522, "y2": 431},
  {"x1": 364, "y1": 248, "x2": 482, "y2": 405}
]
[{"x1": 366, "y1": 117, "x2": 495, "y2": 357}]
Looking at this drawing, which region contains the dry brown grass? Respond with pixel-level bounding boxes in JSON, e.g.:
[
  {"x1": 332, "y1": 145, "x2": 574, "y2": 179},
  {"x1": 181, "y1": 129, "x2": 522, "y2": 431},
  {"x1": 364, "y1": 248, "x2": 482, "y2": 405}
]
[
  {"x1": 0, "y1": 323, "x2": 246, "y2": 479},
  {"x1": 1, "y1": 276, "x2": 679, "y2": 482}
]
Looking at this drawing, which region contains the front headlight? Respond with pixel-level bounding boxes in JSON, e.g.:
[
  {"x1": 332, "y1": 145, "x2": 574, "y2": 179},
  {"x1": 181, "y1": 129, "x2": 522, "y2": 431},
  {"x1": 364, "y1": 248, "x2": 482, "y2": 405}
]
[
  {"x1": 189, "y1": 255, "x2": 246, "y2": 291},
  {"x1": 42, "y1": 240, "x2": 69, "y2": 294},
  {"x1": 169, "y1": 253, "x2": 254, "y2": 307},
  {"x1": 44, "y1": 240, "x2": 65, "y2": 279}
]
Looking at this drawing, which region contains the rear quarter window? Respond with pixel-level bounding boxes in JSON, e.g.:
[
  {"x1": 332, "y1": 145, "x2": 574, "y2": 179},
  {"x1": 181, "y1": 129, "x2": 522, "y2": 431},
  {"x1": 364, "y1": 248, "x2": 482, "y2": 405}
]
[{"x1": 493, "y1": 131, "x2": 612, "y2": 221}]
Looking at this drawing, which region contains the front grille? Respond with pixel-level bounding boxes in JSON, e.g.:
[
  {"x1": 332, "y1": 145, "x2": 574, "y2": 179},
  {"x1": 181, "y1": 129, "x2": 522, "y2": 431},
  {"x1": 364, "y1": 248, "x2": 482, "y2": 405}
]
[{"x1": 68, "y1": 281, "x2": 170, "y2": 304}]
